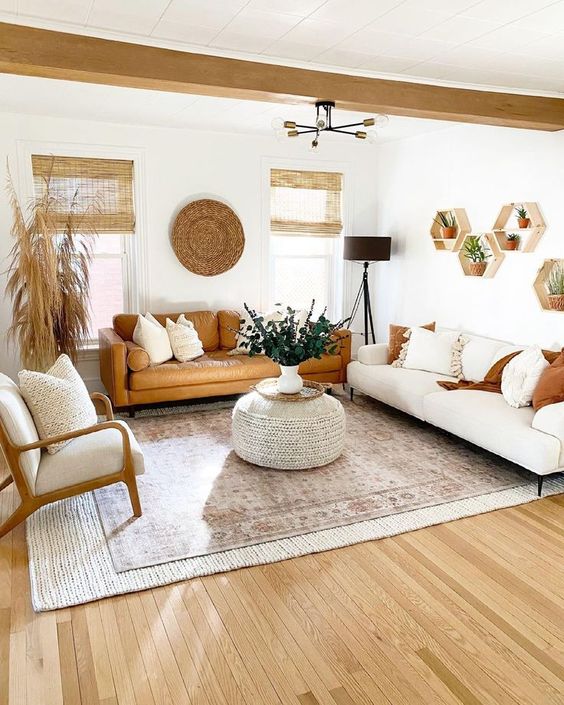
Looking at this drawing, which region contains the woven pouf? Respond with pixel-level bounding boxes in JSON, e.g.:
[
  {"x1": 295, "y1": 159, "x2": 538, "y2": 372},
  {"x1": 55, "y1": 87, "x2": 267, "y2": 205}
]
[{"x1": 232, "y1": 391, "x2": 346, "y2": 470}]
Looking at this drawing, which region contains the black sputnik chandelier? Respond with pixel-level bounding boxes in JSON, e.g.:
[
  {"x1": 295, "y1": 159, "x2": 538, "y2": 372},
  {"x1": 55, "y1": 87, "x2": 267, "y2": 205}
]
[{"x1": 271, "y1": 100, "x2": 389, "y2": 151}]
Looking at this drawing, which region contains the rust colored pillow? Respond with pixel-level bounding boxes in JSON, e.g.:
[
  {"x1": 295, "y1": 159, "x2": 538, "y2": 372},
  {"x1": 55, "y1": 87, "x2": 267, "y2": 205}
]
[
  {"x1": 388, "y1": 322, "x2": 435, "y2": 364},
  {"x1": 533, "y1": 349, "x2": 564, "y2": 411},
  {"x1": 125, "y1": 341, "x2": 150, "y2": 372}
]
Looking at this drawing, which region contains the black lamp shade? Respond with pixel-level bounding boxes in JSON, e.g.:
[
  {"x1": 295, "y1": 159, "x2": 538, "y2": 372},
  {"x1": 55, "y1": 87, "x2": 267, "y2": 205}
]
[{"x1": 343, "y1": 236, "x2": 391, "y2": 262}]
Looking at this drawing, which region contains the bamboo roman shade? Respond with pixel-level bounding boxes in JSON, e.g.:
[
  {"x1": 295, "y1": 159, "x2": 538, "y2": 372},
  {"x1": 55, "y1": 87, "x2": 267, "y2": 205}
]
[
  {"x1": 31, "y1": 155, "x2": 135, "y2": 233},
  {"x1": 270, "y1": 168, "x2": 343, "y2": 236}
]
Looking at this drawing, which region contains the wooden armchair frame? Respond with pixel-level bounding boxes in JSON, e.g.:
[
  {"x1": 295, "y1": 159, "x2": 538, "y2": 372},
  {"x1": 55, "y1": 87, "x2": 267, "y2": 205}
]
[{"x1": 0, "y1": 392, "x2": 141, "y2": 539}]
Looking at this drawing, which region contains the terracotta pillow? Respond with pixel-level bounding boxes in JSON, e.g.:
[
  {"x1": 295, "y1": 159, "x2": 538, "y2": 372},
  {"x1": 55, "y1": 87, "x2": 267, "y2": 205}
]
[
  {"x1": 388, "y1": 322, "x2": 435, "y2": 364},
  {"x1": 533, "y1": 349, "x2": 564, "y2": 411}
]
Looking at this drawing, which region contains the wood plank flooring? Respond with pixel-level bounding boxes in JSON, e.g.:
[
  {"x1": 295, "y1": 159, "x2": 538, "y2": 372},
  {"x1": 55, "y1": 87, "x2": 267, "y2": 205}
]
[{"x1": 1, "y1": 483, "x2": 564, "y2": 705}]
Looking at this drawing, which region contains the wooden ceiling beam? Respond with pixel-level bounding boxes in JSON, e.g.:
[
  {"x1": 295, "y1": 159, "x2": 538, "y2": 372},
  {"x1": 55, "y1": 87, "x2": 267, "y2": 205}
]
[{"x1": 1, "y1": 22, "x2": 564, "y2": 131}]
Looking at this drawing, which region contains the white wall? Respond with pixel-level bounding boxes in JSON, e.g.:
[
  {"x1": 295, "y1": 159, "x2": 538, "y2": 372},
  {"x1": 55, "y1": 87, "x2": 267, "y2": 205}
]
[
  {"x1": 0, "y1": 112, "x2": 378, "y2": 381},
  {"x1": 373, "y1": 123, "x2": 564, "y2": 351}
]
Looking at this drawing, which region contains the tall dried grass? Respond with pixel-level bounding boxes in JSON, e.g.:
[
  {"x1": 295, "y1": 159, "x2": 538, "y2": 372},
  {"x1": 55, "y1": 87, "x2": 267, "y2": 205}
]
[{"x1": 6, "y1": 163, "x2": 98, "y2": 371}]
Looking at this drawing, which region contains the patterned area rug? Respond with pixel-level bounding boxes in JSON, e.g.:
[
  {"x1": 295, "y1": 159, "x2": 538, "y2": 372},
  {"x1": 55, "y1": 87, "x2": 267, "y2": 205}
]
[{"x1": 26, "y1": 393, "x2": 564, "y2": 611}]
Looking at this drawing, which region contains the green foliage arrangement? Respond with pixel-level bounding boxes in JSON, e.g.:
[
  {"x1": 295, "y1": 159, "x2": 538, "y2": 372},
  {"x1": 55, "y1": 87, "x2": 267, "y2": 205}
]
[
  {"x1": 434, "y1": 211, "x2": 456, "y2": 228},
  {"x1": 237, "y1": 301, "x2": 348, "y2": 366},
  {"x1": 546, "y1": 261, "x2": 564, "y2": 295},
  {"x1": 514, "y1": 205, "x2": 528, "y2": 220},
  {"x1": 506, "y1": 233, "x2": 520, "y2": 242},
  {"x1": 463, "y1": 235, "x2": 491, "y2": 263}
]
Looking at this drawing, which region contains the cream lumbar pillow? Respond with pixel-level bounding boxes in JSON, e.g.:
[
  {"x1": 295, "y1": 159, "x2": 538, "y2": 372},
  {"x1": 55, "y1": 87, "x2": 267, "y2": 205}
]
[
  {"x1": 501, "y1": 345, "x2": 549, "y2": 409},
  {"x1": 166, "y1": 314, "x2": 204, "y2": 362},
  {"x1": 400, "y1": 327, "x2": 463, "y2": 377},
  {"x1": 19, "y1": 354, "x2": 97, "y2": 454},
  {"x1": 133, "y1": 313, "x2": 173, "y2": 365}
]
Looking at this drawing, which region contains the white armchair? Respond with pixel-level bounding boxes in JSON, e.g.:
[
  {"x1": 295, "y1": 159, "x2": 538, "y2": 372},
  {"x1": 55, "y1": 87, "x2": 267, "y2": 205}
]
[{"x1": 0, "y1": 373, "x2": 144, "y2": 538}]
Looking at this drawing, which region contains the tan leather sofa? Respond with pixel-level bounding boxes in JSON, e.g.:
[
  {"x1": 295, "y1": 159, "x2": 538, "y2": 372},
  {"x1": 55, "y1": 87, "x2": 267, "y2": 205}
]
[{"x1": 99, "y1": 310, "x2": 351, "y2": 412}]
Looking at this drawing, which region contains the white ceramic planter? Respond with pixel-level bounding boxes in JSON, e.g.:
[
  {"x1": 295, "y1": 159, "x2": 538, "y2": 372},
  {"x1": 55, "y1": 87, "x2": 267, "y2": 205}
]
[{"x1": 278, "y1": 365, "x2": 303, "y2": 394}]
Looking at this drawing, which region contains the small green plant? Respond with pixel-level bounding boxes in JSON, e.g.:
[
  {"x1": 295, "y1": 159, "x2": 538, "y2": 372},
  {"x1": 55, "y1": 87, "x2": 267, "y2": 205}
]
[
  {"x1": 236, "y1": 301, "x2": 348, "y2": 366},
  {"x1": 506, "y1": 233, "x2": 520, "y2": 241},
  {"x1": 546, "y1": 261, "x2": 564, "y2": 295},
  {"x1": 434, "y1": 211, "x2": 456, "y2": 228},
  {"x1": 514, "y1": 205, "x2": 528, "y2": 220},
  {"x1": 463, "y1": 235, "x2": 491, "y2": 262}
]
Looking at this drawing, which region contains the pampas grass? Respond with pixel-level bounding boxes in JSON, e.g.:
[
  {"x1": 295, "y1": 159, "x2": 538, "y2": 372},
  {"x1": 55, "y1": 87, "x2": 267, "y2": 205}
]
[{"x1": 6, "y1": 161, "x2": 98, "y2": 371}]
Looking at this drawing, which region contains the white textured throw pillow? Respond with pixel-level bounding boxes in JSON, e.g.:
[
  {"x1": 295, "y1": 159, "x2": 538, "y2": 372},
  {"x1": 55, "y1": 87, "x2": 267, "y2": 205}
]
[
  {"x1": 501, "y1": 345, "x2": 549, "y2": 408},
  {"x1": 133, "y1": 313, "x2": 173, "y2": 365},
  {"x1": 401, "y1": 328, "x2": 463, "y2": 377},
  {"x1": 18, "y1": 354, "x2": 97, "y2": 454},
  {"x1": 166, "y1": 314, "x2": 204, "y2": 362}
]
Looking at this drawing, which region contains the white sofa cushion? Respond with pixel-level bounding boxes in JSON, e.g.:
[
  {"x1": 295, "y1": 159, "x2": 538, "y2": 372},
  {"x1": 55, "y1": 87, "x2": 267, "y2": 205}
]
[
  {"x1": 424, "y1": 390, "x2": 560, "y2": 474},
  {"x1": 357, "y1": 343, "x2": 389, "y2": 366},
  {"x1": 0, "y1": 373, "x2": 41, "y2": 491},
  {"x1": 35, "y1": 420, "x2": 145, "y2": 496},
  {"x1": 18, "y1": 355, "x2": 98, "y2": 454},
  {"x1": 401, "y1": 328, "x2": 461, "y2": 377},
  {"x1": 461, "y1": 335, "x2": 507, "y2": 382},
  {"x1": 501, "y1": 346, "x2": 549, "y2": 409},
  {"x1": 532, "y1": 401, "x2": 564, "y2": 467},
  {"x1": 347, "y1": 361, "x2": 455, "y2": 420}
]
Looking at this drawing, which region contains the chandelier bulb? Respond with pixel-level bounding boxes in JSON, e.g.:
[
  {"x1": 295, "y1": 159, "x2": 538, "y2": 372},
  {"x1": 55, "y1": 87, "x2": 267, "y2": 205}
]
[
  {"x1": 374, "y1": 114, "x2": 390, "y2": 128},
  {"x1": 271, "y1": 116, "x2": 284, "y2": 130},
  {"x1": 366, "y1": 130, "x2": 378, "y2": 144}
]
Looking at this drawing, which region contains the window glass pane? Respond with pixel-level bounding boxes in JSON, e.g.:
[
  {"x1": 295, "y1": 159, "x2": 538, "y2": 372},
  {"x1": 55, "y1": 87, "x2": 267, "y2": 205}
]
[
  {"x1": 92, "y1": 233, "x2": 123, "y2": 255},
  {"x1": 88, "y1": 257, "x2": 124, "y2": 338},
  {"x1": 273, "y1": 256, "x2": 329, "y2": 315}
]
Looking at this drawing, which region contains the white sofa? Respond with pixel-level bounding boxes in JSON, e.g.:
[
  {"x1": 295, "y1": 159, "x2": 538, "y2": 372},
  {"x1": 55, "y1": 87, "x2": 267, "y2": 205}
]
[{"x1": 347, "y1": 332, "x2": 564, "y2": 495}]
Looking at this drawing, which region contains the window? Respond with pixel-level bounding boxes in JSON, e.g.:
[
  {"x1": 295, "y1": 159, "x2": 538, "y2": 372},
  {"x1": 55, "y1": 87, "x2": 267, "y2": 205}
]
[
  {"x1": 31, "y1": 154, "x2": 136, "y2": 344},
  {"x1": 269, "y1": 168, "x2": 343, "y2": 318}
]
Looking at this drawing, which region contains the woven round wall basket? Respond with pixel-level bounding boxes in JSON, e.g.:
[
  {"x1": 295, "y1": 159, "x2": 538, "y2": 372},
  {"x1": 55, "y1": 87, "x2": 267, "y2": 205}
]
[{"x1": 172, "y1": 199, "x2": 245, "y2": 276}]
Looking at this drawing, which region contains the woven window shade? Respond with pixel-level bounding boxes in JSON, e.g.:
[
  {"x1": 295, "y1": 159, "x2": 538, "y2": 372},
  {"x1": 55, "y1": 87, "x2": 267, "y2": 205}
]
[
  {"x1": 31, "y1": 155, "x2": 135, "y2": 233},
  {"x1": 270, "y1": 168, "x2": 343, "y2": 237}
]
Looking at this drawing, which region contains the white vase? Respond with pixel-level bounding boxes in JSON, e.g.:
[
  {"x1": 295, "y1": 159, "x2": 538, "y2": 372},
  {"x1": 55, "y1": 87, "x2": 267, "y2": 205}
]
[{"x1": 278, "y1": 365, "x2": 303, "y2": 394}]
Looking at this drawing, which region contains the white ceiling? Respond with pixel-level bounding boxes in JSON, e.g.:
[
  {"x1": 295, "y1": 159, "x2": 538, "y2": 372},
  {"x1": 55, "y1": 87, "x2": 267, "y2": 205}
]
[
  {"x1": 2, "y1": 0, "x2": 564, "y2": 95},
  {"x1": 0, "y1": 73, "x2": 456, "y2": 141}
]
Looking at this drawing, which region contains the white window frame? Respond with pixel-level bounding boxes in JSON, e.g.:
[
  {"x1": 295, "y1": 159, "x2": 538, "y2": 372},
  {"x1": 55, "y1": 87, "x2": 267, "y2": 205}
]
[
  {"x1": 261, "y1": 156, "x2": 353, "y2": 321},
  {"x1": 16, "y1": 140, "x2": 148, "y2": 351}
]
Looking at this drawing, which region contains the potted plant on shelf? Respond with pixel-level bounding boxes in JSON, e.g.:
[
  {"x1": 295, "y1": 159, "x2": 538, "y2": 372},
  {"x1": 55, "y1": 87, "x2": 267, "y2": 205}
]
[
  {"x1": 434, "y1": 211, "x2": 457, "y2": 239},
  {"x1": 505, "y1": 233, "x2": 520, "y2": 250},
  {"x1": 463, "y1": 235, "x2": 491, "y2": 276},
  {"x1": 515, "y1": 205, "x2": 530, "y2": 228},
  {"x1": 236, "y1": 301, "x2": 347, "y2": 393},
  {"x1": 545, "y1": 261, "x2": 564, "y2": 311}
]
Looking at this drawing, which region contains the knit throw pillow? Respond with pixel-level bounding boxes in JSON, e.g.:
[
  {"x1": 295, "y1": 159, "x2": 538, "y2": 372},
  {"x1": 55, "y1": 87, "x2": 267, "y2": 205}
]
[
  {"x1": 166, "y1": 314, "x2": 204, "y2": 362},
  {"x1": 18, "y1": 354, "x2": 97, "y2": 454}
]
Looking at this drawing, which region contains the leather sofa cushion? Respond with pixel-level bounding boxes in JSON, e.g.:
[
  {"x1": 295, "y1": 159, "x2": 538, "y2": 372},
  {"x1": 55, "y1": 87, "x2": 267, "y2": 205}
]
[
  {"x1": 130, "y1": 351, "x2": 342, "y2": 391},
  {"x1": 114, "y1": 311, "x2": 219, "y2": 351},
  {"x1": 218, "y1": 310, "x2": 240, "y2": 349}
]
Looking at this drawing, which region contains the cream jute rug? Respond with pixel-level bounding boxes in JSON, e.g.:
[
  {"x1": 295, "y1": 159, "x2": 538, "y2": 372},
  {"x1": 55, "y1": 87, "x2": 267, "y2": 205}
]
[{"x1": 26, "y1": 393, "x2": 564, "y2": 611}]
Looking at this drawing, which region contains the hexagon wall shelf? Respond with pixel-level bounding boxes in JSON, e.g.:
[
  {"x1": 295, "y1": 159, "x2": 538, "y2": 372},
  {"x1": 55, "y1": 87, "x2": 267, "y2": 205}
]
[
  {"x1": 492, "y1": 201, "x2": 546, "y2": 253},
  {"x1": 457, "y1": 232, "x2": 505, "y2": 278},
  {"x1": 430, "y1": 208, "x2": 471, "y2": 251},
  {"x1": 533, "y1": 259, "x2": 564, "y2": 312}
]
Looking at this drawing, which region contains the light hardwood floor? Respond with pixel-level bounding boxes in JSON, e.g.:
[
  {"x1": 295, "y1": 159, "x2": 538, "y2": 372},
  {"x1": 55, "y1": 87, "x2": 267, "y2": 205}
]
[{"x1": 1, "y1": 483, "x2": 564, "y2": 705}]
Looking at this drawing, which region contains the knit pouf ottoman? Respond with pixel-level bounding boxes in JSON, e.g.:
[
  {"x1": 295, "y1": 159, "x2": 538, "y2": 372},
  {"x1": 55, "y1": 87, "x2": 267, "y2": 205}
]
[{"x1": 232, "y1": 390, "x2": 346, "y2": 470}]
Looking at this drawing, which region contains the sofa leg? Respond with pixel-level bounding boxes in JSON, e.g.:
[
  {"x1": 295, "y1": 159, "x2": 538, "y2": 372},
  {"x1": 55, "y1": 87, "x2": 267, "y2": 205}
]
[
  {"x1": 537, "y1": 475, "x2": 544, "y2": 497},
  {"x1": 349, "y1": 386, "x2": 354, "y2": 402},
  {"x1": 128, "y1": 407, "x2": 136, "y2": 418}
]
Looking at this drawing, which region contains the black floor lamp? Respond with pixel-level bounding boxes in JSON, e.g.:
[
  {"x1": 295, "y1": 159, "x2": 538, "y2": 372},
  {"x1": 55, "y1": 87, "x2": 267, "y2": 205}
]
[{"x1": 344, "y1": 236, "x2": 392, "y2": 344}]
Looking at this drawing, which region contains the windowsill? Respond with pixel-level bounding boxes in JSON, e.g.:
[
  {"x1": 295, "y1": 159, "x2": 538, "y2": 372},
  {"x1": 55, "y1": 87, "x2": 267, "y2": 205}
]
[{"x1": 78, "y1": 344, "x2": 100, "y2": 360}]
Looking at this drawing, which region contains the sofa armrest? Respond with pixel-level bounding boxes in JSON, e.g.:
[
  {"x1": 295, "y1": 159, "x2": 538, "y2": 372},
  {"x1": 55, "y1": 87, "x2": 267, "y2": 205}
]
[
  {"x1": 99, "y1": 328, "x2": 129, "y2": 407},
  {"x1": 357, "y1": 343, "x2": 389, "y2": 366},
  {"x1": 532, "y1": 402, "x2": 564, "y2": 446}
]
